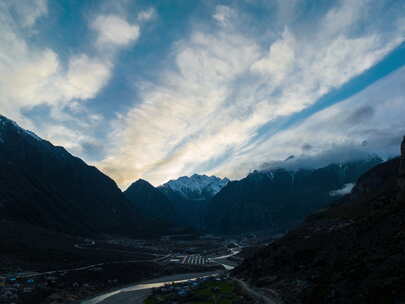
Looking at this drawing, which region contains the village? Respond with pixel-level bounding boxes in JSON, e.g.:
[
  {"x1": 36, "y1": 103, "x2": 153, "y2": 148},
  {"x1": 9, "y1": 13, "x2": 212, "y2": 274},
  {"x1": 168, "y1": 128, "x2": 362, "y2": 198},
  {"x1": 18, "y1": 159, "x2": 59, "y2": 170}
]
[
  {"x1": 145, "y1": 275, "x2": 254, "y2": 304},
  {"x1": 0, "y1": 265, "x2": 126, "y2": 304}
]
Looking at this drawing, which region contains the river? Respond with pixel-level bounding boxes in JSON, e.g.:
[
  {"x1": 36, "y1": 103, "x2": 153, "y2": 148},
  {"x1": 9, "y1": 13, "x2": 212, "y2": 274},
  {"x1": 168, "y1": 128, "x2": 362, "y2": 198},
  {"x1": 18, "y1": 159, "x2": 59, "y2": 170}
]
[
  {"x1": 82, "y1": 261, "x2": 235, "y2": 304},
  {"x1": 81, "y1": 246, "x2": 239, "y2": 304},
  {"x1": 81, "y1": 271, "x2": 220, "y2": 304}
]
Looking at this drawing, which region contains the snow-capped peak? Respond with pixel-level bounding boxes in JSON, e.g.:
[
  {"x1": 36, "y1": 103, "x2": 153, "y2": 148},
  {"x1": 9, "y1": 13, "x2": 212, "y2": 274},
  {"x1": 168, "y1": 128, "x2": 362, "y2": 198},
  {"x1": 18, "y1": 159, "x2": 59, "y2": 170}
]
[{"x1": 160, "y1": 174, "x2": 229, "y2": 200}]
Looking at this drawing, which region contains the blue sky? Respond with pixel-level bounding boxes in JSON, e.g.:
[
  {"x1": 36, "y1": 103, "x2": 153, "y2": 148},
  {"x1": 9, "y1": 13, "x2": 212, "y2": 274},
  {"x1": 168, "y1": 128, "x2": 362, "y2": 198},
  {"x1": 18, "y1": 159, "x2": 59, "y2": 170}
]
[{"x1": 0, "y1": 0, "x2": 404, "y2": 187}]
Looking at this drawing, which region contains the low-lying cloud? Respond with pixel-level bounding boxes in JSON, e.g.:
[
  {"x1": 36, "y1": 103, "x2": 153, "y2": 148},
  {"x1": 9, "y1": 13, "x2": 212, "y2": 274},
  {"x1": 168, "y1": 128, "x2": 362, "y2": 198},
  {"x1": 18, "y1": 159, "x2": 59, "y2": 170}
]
[{"x1": 330, "y1": 183, "x2": 355, "y2": 196}]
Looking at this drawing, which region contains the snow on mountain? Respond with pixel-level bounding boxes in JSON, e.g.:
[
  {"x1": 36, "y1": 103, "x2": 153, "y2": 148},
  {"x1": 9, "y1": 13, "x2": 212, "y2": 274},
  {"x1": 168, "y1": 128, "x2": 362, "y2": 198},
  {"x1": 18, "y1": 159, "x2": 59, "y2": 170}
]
[
  {"x1": 159, "y1": 174, "x2": 229, "y2": 200},
  {"x1": 0, "y1": 115, "x2": 43, "y2": 142}
]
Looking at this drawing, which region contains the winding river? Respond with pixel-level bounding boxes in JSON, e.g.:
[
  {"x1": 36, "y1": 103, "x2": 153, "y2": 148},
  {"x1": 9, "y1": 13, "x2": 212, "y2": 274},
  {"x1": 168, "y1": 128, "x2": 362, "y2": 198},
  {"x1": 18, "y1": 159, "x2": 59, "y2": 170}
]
[
  {"x1": 82, "y1": 251, "x2": 238, "y2": 304},
  {"x1": 81, "y1": 271, "x2": 220, "y2": 304}
]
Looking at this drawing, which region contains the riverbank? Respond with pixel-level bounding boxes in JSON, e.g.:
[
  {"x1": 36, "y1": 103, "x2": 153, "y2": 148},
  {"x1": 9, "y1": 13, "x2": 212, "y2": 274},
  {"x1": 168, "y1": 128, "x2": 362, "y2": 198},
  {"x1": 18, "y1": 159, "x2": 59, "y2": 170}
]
[
  {"x1": 144, "y1": 276, "x2": 248, "y2": 303},
  {"x1": 81, "y1": 271, "x2": 222, "y2": 304}
]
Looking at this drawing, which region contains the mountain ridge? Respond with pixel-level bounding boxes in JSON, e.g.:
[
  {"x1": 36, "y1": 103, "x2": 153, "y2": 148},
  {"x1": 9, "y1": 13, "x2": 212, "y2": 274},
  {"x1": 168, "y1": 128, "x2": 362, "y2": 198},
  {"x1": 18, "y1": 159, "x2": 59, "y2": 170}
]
[
  {"x1": 206, "y1": 157, "x2": 383, "y2": 235},
  {"x1": 233, "y1": 137, "x2": 405, "y2": 304},
  {"x1": 159, "y1": 174, "x2": 230, "y2": 201},
  {"x1": 0, "y1": 114, "x2": 144, "y2": 237},
  {"x1": 124, "y1": 178, "x2": 176, "y2": 227}
]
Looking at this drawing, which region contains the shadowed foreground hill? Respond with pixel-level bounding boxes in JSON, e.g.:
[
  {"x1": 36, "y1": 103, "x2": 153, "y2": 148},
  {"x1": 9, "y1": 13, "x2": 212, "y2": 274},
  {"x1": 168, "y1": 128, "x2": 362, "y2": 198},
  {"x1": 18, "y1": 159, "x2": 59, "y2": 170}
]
[
  {"x1": 0, "y1": 115, "x2": 143, "y2": 236},
  {"x1": 234, "y1": 138, "x2": 405, "y2": 304}
]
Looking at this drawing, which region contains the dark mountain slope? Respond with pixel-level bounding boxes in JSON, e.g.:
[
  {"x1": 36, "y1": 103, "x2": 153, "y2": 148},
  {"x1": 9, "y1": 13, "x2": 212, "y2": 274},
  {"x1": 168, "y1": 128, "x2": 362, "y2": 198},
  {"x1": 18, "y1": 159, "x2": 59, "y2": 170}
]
[
  {"x1": 234, "y1": 138, "x2": 405, "y2": 304},
  {"x1": 0, "y1": 115, "x2": 141, "y2": 236},
  {"x1": 206, "y1": 158, "x2": 382, "y2": 234},
  {"x1": 124, "y1": 179, "x2": 176, "y2": 224},
  {"x1": 156, "y1": 192, "x2": 207, "y2": 230}
]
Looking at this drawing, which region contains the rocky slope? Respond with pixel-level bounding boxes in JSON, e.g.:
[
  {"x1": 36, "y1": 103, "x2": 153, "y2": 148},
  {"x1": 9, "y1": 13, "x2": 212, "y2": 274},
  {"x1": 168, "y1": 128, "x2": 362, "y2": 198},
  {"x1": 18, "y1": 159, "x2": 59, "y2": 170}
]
[
  {"x1": 0, "y1": 115, "x2": 142, "y2": 236},
  {"x1": 234, "y1": 138, "x2": 405, "y2": 304},
  {"x1": 206, "y1": 158, "x2": 382, "y2": 234}
]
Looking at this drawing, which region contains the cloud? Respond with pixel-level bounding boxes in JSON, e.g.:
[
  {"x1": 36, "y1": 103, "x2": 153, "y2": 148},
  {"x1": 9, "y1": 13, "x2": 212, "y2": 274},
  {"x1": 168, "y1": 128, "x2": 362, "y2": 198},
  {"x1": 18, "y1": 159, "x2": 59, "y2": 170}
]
[
  {"x1": 1, "y1": 0, "x2": 403, "y2": 189},
  {"x1": 98, "y1": 27, "x2": 262, "y2": 187},
  {"x1": 302, "y1": 144, "x2": 313, "y2": 151},
  {"x1": 0, "y1": 38, "x2": 111, "y2": 117},
  {"x1": 137, "y1": 8, "x2": 155, "y2": 22},
  {"x1": 217, "y1": 66, "x2": 405, "y2": 179},
  {"x1": 0, "y1": 2, "x2": 146, "y2": 155},
  {"x1": 330, "y1": 183, "x2": 355, "y2": 196},
  {"x1": 345, "y1": 105, "x2": 375, "y2": 125},
  {"x1": 91, "y1": 14, "x2": 140, "y2": 47},
  {"x1": 213, "y1": 5, "x2": 235, "y2": 27},
  {"x1": 63, "y1": 55, "x2": 112, "y2": 100},
  {"x1": 259, "y1": 145, "x2": 378, "y2": 172},
  {"x1": 98, "y1": 1, "x2": 405, "y2": 187},
  {"x1": 4, "y1": 0, "x2": 47, "y2": 28},
  {"x1": 251, "y1": 28, "x2": 296, "y2": 84}
]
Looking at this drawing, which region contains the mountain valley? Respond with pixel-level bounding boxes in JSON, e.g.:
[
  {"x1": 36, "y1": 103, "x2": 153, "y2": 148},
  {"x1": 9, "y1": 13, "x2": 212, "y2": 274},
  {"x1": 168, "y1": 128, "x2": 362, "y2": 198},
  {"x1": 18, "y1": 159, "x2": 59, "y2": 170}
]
[{"x1": 0, "y1": 114, "x2": 404, "y2": 304}]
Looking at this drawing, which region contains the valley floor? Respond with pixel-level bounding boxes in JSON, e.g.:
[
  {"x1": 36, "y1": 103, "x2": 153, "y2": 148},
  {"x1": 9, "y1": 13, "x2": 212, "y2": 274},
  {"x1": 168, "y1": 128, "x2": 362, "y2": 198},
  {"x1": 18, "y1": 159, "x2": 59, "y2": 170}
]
[{"x1": 1, "y1": 233, "x2": 252, "y2": 304}]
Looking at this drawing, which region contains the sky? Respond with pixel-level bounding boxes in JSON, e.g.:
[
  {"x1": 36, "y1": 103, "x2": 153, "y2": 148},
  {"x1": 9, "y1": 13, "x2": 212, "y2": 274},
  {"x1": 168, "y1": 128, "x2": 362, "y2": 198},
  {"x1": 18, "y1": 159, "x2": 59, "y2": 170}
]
[{"x1": 0, "y1": 0, "x2": 404, "y2": 188}]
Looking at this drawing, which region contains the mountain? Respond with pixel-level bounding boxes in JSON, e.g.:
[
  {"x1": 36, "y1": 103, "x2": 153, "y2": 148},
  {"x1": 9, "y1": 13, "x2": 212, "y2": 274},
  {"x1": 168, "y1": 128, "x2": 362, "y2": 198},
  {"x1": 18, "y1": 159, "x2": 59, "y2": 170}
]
[
  {"x1": 157, "y1": 174, "x2": 229, "y2": 229},
  {"x1": 124, "y1": 179, "x2": 176, "y2": 225},
  {"x1": 206, "y1": 158, "x2": 382, "y2": 235},
  {"x1": 0, "y1": 115, "x2": 141, "y2": 236},
  {"x1": 234, "y1": 138, "x2": 405, "y2": 304},
  {"x1": 159, "y1": 174, "x2": 229, "y2": 201}
]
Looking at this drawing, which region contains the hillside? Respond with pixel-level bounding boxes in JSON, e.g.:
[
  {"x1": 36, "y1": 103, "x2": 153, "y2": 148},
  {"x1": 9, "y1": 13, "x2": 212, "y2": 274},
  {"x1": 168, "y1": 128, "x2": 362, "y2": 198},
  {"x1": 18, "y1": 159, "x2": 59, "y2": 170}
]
[
  {"x1": 0, "y1": 115, "x2": 141, "y2": 236},
  {"x1": 124, "y1": 179, "x2": 176, "y2": 226},
  {"x1": 233, "y1": 138, "x2": 405, "y2": 303},
  {"x1": 206, "y1": 158, "x2": 382, "y2": 234}
]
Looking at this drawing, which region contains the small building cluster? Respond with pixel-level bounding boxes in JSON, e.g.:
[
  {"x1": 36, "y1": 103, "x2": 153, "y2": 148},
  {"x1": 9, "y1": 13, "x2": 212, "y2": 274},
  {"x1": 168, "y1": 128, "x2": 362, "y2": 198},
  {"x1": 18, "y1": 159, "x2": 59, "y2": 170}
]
[{"x1": 146, "y1": 275, "x2": 245, "y2": 304}]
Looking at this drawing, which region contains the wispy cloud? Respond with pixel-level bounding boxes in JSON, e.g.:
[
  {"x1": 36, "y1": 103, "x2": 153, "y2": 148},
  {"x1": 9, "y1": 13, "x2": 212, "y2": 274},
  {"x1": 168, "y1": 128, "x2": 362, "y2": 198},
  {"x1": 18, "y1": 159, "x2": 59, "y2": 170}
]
[
  {"x1": 216, "y1": 66, "x2": 405, "y2": 179},
  {"x1": 99, "y1": 0, "x2": 405, "y2": 187},
  {"x1": 6, "y1": 0, "x2": 47, "y2": 28},
  {"x1": 137, "y1": 8, "x2": 155, "y2": 23}
]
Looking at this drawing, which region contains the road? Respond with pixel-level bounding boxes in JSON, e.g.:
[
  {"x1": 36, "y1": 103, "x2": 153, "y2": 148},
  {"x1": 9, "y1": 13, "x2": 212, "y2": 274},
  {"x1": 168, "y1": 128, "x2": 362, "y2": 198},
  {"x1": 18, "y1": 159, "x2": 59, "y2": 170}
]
[
  {"x1": 5, "y1": 263, "x2": 106, "y2": 279},
  {"x1": 5, "y1": 254, "x2": 170, "y2": 280},
  {"x1": 208, "y1": 248, "x2": 240, "y2": 270},
  {"x1": 81, "y1": 271, "x2": 220, "y2": 304}
]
